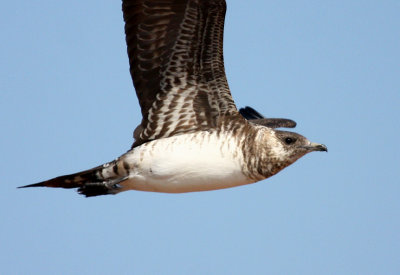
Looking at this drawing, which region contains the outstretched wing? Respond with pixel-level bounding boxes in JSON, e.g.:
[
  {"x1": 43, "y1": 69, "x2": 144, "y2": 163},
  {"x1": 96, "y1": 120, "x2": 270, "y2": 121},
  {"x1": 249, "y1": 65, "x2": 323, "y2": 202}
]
[
  {"x1": 239, "y1": 106, "x2": 297, "y2": 129},
  {"x1": 122, "y1": 0, "x2": 237, "y2": 147}
]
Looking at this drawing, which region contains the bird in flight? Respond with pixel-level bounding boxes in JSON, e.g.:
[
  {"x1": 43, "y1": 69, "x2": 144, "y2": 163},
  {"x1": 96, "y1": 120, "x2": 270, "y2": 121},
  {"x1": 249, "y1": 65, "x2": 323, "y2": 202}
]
[{"x1": 20, "y1": 0, "x2": 327, "y2": 197}]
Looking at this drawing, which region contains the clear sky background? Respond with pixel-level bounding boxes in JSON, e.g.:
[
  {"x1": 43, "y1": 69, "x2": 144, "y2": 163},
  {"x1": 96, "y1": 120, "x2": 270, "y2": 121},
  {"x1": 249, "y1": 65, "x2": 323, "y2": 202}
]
[{"x1": 1, "y1": 0, "x2": 399, "y2": 274}]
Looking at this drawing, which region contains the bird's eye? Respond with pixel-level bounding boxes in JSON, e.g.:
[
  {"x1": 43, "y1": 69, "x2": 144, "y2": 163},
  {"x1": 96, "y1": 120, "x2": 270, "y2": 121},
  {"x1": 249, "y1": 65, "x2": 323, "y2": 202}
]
[{"x1": 285, "y1": 137, "x2": 295, "y2": 145}]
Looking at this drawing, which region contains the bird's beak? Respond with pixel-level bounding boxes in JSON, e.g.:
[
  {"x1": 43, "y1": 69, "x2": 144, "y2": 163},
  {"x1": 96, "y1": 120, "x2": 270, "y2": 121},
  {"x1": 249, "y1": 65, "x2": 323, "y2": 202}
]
[{"x1": 303, "y1": 142, "x2": 328, "y2": 152}]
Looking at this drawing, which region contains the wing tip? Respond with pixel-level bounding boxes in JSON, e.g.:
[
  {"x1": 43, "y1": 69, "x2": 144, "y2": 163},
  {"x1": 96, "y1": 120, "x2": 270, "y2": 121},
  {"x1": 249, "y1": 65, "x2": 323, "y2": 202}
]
[
  {"x1": 239, "y1": 106, "x2": 264, "y2": 120},
  {"x1": 239, "y1": 106, "x2": 297, "y2": 128}
]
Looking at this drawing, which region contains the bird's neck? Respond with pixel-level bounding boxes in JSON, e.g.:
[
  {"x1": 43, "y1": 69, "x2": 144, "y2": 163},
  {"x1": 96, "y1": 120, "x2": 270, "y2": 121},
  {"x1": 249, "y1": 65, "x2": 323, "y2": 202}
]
[{"x1": 239, "y1": 125, "x2": 288, "y2": 180}]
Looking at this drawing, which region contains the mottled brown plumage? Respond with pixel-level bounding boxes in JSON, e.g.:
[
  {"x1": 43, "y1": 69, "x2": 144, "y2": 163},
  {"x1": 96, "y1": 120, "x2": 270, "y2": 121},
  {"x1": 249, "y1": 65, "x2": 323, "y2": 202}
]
[
  {"x1": 124, "y1": 0, "x2": 236, "y2": 147},
  {"x1": 20, "y1": 0, "x2": 327, "y2": 197}
]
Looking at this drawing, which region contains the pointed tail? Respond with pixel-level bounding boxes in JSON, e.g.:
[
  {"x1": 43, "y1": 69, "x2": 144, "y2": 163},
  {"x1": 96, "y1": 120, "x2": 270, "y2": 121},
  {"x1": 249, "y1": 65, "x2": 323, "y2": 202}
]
[{"x1": 19, "y1": 160, "x2": 129, "y2": 197}]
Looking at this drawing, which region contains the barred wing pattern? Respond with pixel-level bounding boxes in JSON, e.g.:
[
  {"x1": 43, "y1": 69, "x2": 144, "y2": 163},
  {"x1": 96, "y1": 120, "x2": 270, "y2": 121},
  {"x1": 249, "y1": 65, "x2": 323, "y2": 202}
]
[{"x1": 122, "y1": 0, "x2": 237, "y2": 147}]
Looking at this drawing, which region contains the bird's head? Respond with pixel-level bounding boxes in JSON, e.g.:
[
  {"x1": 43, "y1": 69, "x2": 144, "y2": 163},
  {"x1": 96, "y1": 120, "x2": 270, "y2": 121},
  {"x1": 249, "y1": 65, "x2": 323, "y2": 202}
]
[
  {"x1": 274, "y1": 130, "x2": 327, "y2": 157},
  {"x1": 257, "y1": 129, "x2": 327, "y2": 177}
]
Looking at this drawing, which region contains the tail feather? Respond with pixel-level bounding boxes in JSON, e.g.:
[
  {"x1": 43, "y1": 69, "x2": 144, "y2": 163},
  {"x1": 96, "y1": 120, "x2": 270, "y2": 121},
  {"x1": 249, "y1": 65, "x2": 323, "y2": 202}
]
[{"x1": 19, "y1": 161, "x2": 129, "y2": 197}]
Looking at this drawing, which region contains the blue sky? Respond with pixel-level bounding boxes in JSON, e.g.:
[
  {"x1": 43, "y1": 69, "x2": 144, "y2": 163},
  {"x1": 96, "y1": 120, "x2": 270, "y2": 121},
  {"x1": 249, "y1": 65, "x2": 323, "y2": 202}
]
[{"x1": 1, "y1": 0, "x2": 399, "y2": 274}]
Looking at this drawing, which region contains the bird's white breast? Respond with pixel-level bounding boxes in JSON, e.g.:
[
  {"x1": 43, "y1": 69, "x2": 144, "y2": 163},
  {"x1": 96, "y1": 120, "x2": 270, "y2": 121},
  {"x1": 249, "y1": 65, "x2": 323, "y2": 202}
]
[{"x1": 122, "y1": 131, "x2": 255, "y2": 193}]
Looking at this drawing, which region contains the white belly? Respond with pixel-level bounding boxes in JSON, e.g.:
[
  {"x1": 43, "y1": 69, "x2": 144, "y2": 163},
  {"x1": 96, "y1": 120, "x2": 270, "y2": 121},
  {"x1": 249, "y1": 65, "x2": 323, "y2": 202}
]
[{"x1": 121, "y1": 132, "x2": 254, "y2": 193}]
